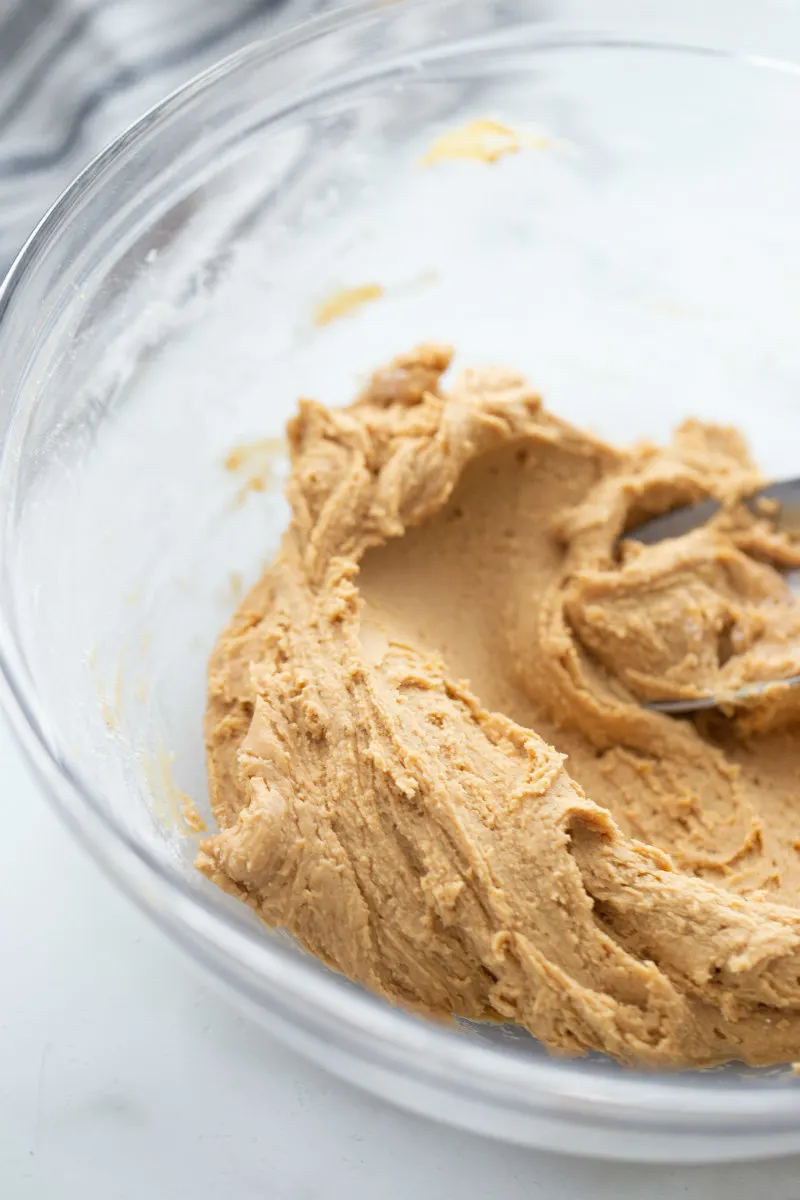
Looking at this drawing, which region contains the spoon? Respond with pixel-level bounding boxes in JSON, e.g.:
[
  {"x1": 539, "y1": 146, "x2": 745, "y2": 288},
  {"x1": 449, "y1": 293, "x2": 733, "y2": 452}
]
[{"x1": 624, "y1": 478, "x2": 800, "y2": 713}]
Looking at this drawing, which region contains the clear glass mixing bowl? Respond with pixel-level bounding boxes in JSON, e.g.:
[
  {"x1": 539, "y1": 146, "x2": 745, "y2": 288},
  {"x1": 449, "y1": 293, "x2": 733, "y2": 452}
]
[{"x1": 4, "y1": 0, "x2": 800, "y2": 1164}]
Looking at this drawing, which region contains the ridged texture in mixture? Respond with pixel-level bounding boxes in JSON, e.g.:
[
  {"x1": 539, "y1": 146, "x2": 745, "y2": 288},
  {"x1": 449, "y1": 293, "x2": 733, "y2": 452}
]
[{"x1": 199, "y1": 345, "x2": 800, "y2": 1068}]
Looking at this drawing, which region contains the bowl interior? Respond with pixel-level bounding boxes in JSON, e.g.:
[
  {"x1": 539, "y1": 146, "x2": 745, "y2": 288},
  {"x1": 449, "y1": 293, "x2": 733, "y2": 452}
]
[{"x1": 5, "y1": 11, "x2": 800, "y2": 1104}]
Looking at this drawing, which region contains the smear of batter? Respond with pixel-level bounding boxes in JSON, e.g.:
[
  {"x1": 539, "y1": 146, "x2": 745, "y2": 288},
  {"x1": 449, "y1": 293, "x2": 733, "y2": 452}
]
[
  {"x1": 419, "y1": 118, "x2": 549, "y2": 166},
  {"x1": 224, "y1": 436, "x2": 285, "y2": 503},
  {"x1": 145, "y1": 740, "x2": 207, "y2": 836},
  {"x1": 313, "y1": 283, "x2": 384, "y2": 327},
  {"x1": 199, "y1": 345, "x2": 800, "y2": 1069}
]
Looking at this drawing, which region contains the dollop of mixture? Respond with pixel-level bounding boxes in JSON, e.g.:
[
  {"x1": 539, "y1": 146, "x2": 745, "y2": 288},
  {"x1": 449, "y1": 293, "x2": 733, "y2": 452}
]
[{"x1": 199, "y1": 345, "x2": 800, "y2": 1068}]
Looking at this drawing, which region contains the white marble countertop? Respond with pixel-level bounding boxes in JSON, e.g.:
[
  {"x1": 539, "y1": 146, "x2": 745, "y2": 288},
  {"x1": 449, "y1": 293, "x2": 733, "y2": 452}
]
[{"x1": 3, "y1": 714, "x2": 800, "y2": 1199}]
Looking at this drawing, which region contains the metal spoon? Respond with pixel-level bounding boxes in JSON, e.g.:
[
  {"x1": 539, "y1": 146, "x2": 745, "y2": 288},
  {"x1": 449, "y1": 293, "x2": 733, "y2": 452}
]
[
  {"x1": 624, "y1": 478, "x2": 800, "y2": 713},
  {"x1": 626, "y1": 477, "x2": 800, "y2": 547}
]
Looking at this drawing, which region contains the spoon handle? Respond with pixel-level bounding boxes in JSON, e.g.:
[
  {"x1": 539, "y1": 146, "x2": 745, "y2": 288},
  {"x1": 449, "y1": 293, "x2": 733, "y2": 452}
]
[{"x1": 627, "y1": 477, "x2": 800, "y2": 545}]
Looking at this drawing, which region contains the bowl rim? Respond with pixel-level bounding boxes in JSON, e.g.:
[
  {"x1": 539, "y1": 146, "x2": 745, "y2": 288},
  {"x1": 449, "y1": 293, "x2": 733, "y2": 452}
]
[{"x1": 3, "y1": 0, "x2": 800, "y2": 1141}]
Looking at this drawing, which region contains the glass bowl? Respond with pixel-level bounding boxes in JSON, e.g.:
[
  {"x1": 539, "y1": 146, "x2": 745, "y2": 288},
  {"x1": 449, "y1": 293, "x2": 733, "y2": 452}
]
[{"x1": 4, "y1": 0, "x2": 800, "y2": 1164}]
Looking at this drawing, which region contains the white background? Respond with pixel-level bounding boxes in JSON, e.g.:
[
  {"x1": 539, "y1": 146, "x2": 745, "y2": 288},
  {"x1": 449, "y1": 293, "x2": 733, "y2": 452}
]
[{"x1": 3, "y1": 716, "x2": 800, "y2": 1198}]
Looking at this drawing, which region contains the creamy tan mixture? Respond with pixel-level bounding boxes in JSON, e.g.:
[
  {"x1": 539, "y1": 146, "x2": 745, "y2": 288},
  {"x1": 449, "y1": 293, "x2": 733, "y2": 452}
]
[{"x1": 199, "y1": 345, "x2": 800, "y2": 1069}]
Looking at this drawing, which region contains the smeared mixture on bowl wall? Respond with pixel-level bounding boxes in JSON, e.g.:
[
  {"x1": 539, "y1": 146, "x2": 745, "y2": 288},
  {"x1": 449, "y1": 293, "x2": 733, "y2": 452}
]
[{"x1": 199, "y1": 345, "x2": 800, "y2": 1069}]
